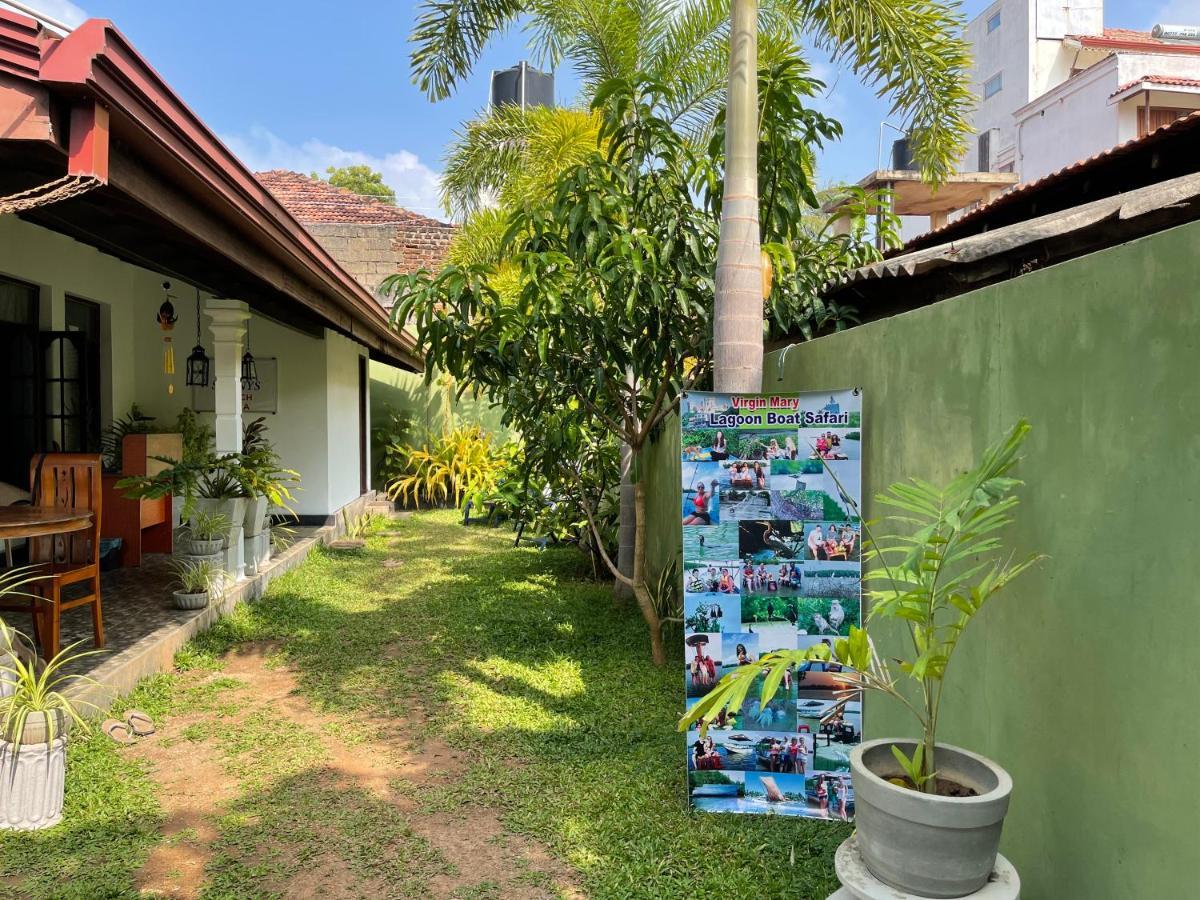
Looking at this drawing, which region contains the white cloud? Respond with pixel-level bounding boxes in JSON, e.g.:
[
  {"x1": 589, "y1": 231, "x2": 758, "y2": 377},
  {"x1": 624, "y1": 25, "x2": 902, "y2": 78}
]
[
  {"x1": 222, "y1": 125, "x2": 446, "y2": 219},
  {"x1": 0, "y1": 0, "x2": 88, "y2": 30}
]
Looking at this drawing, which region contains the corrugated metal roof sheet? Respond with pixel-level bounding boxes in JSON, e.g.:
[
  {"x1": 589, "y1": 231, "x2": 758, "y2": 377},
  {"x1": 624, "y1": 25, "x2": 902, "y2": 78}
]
[
  {"x1": 900, "y1": 110, "x2": 1200, "y2": 250},
  {"x1": 833, "y1": 171, "x2": 1200, "y2": 291}
]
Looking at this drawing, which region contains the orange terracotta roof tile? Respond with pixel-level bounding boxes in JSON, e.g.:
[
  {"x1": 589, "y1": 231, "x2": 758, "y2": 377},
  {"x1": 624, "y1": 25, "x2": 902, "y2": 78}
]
[
  {"x1": 1073, "y1": 27, "x2": 1200, "y2": 55},
  {"x1": 1111, "y1": 75, "x2": 1200, "y2": 96},
  {"x1": 255, "y1": 169, "x2": 451, "y2": 228}
]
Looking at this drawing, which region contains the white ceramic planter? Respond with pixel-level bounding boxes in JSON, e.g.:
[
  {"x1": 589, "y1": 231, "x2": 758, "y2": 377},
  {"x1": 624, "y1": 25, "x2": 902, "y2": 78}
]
[
  {"x1": 243, "y1": 496, "x2": 269, "y2": 537},
  {"x1": 1, "y1": 711, "x2": 67, "y2": 831},
  {"x1": 850, "y1": 740, "x2": 1013, "y2": 899}
]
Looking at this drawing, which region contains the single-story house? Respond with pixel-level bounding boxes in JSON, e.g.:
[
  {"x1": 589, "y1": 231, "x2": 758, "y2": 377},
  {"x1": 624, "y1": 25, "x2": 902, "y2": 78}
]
[{"x1": 0, "y1": 10, "x2": 421, "y2": 523}]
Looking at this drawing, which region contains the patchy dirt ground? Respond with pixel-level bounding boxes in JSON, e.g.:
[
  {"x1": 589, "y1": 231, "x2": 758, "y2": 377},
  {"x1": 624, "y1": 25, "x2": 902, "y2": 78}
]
[{"x1": 128, "y1": 642, "x2": 581, "y2": 899}]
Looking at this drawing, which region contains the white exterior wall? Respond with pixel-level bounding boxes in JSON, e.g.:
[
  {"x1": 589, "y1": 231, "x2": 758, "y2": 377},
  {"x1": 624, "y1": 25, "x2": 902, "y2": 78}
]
[
  {"x1": 0, "y1": 215, "x2": 370, "y2": 518},
  {"x1": 1015, "y1": 50, "x2": 1200, "y2": 181},
  {"x1": 962, "y1": 0, "x2": 1031, "y2": 172},
  {"x1": 323, "y1": 331, "x2": 368, "y2": 515},
  {"x1": 1015, "y1": 58, "x2": 1121, "y2": 179}
]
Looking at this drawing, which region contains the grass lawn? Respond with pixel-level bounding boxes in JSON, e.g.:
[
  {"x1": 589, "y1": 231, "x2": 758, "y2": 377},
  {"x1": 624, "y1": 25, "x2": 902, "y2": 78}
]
[{"x1": 0, "y1": 510, "x2": 848, "y2": 898}]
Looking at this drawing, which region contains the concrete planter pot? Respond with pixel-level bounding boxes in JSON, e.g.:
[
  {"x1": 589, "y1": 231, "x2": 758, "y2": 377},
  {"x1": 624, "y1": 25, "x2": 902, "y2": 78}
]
[
  {"x1": 243, "y1": 496, "x2": 269, "y2": 537},
  {"x1": 186, "y1": 538, "x2": 225, "y2": 556},
  {"x1": 192, "y1": 497, "x2": 247, "y2": 544},
  {"x1": 172, "y1": 590, "x2": 210, "y2": 611},
  {"x1": 850, "y1": 739, "x2": 1013, "y2": 898},
  {"x1": 1, "y1": 710, "x2": 68, "y2": 831}
]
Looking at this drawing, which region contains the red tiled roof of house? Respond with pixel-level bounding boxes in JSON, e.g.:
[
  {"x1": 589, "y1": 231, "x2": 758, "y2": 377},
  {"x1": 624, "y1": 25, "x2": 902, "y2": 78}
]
[
  {"x1": 255, "y1": 170, "x2": 450, "y2": 228},
  {"x1": 1073, "y1": 27, "x2": 1200, "y2": 55},
  {"x1": 1111, "y1": 75, "x2": 1200, "y2": 97}
]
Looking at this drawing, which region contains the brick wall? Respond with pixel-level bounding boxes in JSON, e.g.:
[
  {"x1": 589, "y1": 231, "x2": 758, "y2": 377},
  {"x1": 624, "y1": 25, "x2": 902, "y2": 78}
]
[
  {"x1": 393, "y1": 221, "x2": 456, "y2": 274},
  {"x1": 304, "y1": 221, "x2": 455, "y2": 304}
]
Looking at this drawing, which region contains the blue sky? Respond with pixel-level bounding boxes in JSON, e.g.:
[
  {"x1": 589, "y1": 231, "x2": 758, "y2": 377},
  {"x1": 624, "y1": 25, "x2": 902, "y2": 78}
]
[{"x1": 2, "y1": 0, "x2": 1187, "y2": 219}]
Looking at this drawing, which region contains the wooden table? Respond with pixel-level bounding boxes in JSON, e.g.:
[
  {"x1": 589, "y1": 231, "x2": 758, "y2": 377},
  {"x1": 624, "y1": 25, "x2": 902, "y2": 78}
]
[{"x1": 0, "y1": 507, "x2": 92, "y2": 540}]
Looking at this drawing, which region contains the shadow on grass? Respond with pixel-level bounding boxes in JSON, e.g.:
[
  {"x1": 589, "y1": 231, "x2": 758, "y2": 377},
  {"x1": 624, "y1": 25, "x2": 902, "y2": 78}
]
[{"x1": 180, "y1": 512, "x2": 850, "y2": 896}]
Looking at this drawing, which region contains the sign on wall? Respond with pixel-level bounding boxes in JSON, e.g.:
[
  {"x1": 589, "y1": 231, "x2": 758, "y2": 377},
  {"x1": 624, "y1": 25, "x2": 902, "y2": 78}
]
[
  {"x1": 191, "y1": 358, "x2": 278, "y2": 414},
  {"x1": 681, "y1": 389, "x2": 863, "y2": 820}
]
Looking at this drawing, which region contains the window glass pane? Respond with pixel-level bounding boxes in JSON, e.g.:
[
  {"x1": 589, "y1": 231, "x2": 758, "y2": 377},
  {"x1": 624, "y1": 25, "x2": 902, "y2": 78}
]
[
  {"x1": 984, "y1": 73, "x2": 1003, "y2": 99},
  {"x1": 0, "y1": 276, "x2": 36, "y2": 325},
  {"x1": 987, "y1": 11, "x2": 1001, "y2": 32}
]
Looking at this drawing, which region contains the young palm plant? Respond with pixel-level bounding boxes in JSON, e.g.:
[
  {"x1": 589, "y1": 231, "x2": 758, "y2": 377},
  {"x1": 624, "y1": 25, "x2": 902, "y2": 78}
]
[{"x1": 680, "y1": 420, "x2": 1043, "y2": 793}]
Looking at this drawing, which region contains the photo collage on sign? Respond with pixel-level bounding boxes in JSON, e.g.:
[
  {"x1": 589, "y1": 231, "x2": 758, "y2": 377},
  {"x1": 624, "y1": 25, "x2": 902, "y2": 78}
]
[{"x1": 681, "y1": 390, "x2": 863, "y2": 820}]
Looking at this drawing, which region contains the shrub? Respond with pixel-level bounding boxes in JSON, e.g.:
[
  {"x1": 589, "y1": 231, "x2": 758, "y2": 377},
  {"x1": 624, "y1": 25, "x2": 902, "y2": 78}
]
[{"x1": 384, "y1": 426, "x2": 507, "y2": 509}]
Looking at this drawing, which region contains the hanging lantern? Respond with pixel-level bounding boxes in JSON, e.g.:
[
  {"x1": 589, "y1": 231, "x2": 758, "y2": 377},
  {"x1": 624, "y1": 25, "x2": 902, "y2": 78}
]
[
  {"x1": 241, "y1": 318, "x2": 261, "y2": 392},
  {"x1": 185, "y1": 286, "x2": 210, "y2": 388},
  {"x1": 157, "y1": 282, "x2": 179, "y2": 394}
]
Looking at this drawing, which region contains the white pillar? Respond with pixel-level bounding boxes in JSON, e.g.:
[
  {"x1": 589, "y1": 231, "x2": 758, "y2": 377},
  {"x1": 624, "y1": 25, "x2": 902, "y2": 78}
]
[
  {"x1": 205, "y1": 299, "x2": 250, "y2": 455},
  {"x1": 205, "y1": 299, "x2": 250, "y2": 581}
]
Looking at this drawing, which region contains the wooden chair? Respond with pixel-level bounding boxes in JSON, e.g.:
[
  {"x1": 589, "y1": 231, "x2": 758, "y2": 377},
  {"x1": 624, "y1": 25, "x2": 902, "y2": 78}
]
[{"x1": 25, "y1": 454, "x2": 104, "y2": 657}]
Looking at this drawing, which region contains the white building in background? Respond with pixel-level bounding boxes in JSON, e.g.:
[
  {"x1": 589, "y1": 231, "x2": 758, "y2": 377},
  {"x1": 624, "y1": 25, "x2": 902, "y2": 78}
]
[
  {"x1": 841, "y1": 1, "x2": 1200, "y2": 241},
  {"x1": 964, "y1": 0, "x2": 1200, "y2": 184}
]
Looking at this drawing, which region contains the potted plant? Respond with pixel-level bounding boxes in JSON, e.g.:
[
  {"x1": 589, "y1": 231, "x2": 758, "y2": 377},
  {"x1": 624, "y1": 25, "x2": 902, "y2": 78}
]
[
  {"x1": 0, "y1": 633, "x2": 97, "y2": 831},
  {"x1": 239, "y1": 417, "x2": 299, "y2": 537},
  {"x1": 681, "y1": 421, "x2": 1041, "y2": 899},
  {"x1": 1, "y1": 568, "x2": 49, "y2": 700},
  {"x1": 170, "y1": 557, "x2": 224, "y2": 610},
  {"x1": 192, "y1": 455, "x2": 249, "y2": 540},
  {"x1": 182, "y1": 511, "x2": 228, "y2": 556}
]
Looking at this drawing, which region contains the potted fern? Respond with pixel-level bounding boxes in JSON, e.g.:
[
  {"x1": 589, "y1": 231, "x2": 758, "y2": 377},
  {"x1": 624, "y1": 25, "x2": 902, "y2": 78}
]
[
  {"x1": 681, "y1": 421, "x2": 1041, "y2": 898},
  {"x1": 171, "y1": 557, "x2": 224, "y2": 610},
  {"x1": 0, "y1": 629, "x2": 97, "y2": 830}
]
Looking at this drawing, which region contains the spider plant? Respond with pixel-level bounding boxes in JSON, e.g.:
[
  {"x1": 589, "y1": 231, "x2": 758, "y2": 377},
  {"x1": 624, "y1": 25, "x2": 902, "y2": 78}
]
[
  {"x1": 188, "y1": 511, "x2": 228, "y2": 543},
  {"x1": 0, "y1": 640, "x2": 99, "y2": 749},
  {"x1": 171, "y1": 557, "x2": 224, "y2": 596}
]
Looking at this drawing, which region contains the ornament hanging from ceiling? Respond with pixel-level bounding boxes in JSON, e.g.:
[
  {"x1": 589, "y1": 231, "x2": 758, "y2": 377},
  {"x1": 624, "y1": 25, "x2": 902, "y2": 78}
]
[{"x1": 157, "y1": 281, "x2": 179, "y2": 395}]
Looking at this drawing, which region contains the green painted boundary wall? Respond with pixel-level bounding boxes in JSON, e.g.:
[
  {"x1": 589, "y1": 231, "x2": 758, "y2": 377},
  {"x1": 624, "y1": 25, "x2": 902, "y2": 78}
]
[
  {"x1": 646, "y1": 218, "x2": 1200, "y2": 897},
  {"x1": 369, "y1": 362, "x2": 512, "y2": 488}
]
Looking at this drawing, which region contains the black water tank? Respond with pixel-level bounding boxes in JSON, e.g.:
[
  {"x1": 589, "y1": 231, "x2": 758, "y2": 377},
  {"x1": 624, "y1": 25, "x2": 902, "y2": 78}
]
[
  {"x1": 490, "y1": 62, "x2": 555, "y2": 110},
  {"x1": 891, "y1": 137, "x2": 915, "y2": 171}
]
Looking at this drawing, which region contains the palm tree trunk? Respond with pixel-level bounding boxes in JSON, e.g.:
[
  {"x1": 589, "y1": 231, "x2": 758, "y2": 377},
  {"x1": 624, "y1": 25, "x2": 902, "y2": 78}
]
[{"x1": 713, "y1": 0, "x2": 762, "y2": 394}]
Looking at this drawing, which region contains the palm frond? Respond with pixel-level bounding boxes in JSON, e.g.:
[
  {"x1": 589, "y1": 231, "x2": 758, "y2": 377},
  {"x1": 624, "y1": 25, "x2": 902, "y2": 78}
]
[
  {"x1": 410, "y1": 0, "x2": 527, "y2": 101},
  {"x1": 777, "y1": 0, "x2": 974, "y2": 185}
]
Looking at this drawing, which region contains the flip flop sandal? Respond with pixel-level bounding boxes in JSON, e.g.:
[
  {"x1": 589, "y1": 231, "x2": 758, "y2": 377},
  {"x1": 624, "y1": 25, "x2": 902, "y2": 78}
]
[
  {"x1": 102, "y1": 719, "x2": 135, "y2": 745},
  {"x1": 124, "y1": 709, "x2": 156, "y2": 737}
]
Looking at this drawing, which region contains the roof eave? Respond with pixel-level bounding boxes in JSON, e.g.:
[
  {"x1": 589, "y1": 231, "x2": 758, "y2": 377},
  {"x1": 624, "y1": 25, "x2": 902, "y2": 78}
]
[{"x1": 7, "y1": 13, "x2": 421, "y2": 372}]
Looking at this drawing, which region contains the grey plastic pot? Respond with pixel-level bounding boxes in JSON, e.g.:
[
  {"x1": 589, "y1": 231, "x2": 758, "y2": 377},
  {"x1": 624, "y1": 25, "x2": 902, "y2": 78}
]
[
  {"x1": 172, "y1": 590, "x2": 210, "y2": 611},
  {"x1": 243, "y1": 496, "x2": 269, "y2": 537},
  {"x1": 187, "y1": 538, "x2": 225, "y2": 556},
  {"x1": 850, "y1": 739, "x2": 1013, "y2": 899}
]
